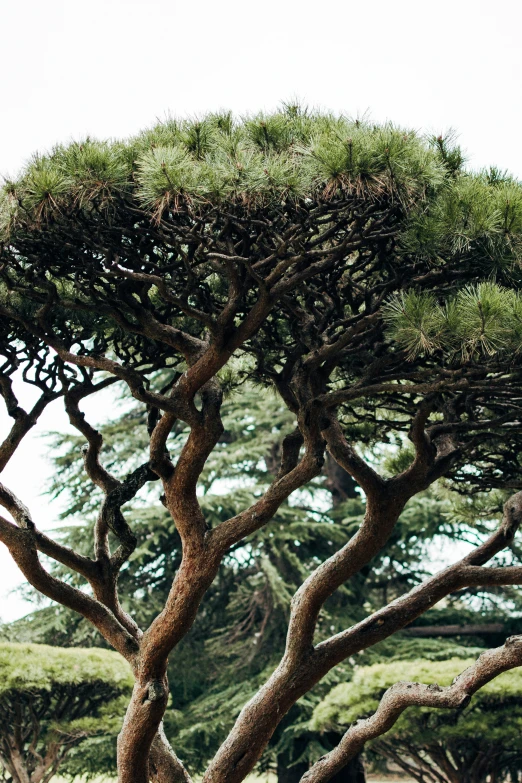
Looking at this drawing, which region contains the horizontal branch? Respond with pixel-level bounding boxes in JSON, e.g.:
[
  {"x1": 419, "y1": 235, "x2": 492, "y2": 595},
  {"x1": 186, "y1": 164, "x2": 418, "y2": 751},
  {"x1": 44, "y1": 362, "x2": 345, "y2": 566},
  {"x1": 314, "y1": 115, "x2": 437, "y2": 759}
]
[
  {"x1": 202, "y1": 491, "x2": 522, "y2": 783},
  {"x1": 316, "y1": 491, "x2": 522, "y2": 668},
  {"x1": 318, "y1": 378, "x2": 472, "y2": 410}
]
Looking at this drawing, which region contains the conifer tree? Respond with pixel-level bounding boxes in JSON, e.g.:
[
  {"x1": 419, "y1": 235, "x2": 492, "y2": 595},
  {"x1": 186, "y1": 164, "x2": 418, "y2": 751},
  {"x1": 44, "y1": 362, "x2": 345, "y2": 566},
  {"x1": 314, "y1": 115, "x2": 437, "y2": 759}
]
[{"x1": 2, "y1": 107, "x2": 522, "y2": 783}]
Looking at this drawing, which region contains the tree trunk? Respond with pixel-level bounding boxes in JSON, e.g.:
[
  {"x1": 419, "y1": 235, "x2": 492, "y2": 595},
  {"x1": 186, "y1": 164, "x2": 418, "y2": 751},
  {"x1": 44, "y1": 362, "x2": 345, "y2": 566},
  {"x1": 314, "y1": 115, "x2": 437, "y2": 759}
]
[
  {"x1": 4, "y1": 744, "x2": 30, "y2": 783},
  {"x1": 149, "y1": 723, "x2": 191, "y2": 783}
]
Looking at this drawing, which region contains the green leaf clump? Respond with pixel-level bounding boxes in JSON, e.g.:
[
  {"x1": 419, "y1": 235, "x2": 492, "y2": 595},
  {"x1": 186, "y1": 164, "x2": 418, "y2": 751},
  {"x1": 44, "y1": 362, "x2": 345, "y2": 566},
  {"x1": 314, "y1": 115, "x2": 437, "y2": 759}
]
[{"x1": 0, "y1": 641, "x2": 134, "y2": 693}]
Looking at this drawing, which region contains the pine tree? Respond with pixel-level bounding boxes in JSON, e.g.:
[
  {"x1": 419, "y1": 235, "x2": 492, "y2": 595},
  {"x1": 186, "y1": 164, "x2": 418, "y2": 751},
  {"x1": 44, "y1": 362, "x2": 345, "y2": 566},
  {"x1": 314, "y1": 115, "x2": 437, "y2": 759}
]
[{"x1": 2, "y1": 107, "x2": 522, "y2": 782}]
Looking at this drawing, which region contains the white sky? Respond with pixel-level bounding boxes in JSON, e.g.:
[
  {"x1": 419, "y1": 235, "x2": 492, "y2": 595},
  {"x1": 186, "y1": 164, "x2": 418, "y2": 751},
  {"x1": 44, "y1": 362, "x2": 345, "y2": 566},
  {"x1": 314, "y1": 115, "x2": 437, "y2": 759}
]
[{"x1": 0, "y1": 0, "x2": 521, "y2": 621}]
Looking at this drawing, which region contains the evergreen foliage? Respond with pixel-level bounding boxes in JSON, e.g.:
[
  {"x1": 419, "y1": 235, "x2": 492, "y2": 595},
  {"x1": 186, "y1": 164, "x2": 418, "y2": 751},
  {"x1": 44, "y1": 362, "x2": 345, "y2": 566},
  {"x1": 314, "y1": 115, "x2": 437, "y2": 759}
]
[
  {"x1": 0, "y1": 643, "x2": 133, "y2": 783},
  {"x1": 11, "y1": 386, "x2": 519, "y2": 779},
  {"x1": 0, "y1": 111, "x2": 449, "y2": 229}
]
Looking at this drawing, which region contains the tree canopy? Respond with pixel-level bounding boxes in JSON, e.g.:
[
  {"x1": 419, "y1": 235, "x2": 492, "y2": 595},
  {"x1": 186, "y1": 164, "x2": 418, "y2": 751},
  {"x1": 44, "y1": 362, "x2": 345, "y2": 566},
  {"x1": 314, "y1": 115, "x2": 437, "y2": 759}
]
[
  {"x1": 0, "y1": 642, "x2": 133, "y2": 783},
  {"x1": 1, "y1": 106, "x2": 522, "y2": 783}
]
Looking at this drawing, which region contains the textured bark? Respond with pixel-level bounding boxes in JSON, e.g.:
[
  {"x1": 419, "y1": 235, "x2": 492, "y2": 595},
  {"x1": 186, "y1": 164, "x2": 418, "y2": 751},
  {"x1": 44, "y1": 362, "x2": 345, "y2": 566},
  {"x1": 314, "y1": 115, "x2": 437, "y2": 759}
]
[
  {"x1": 203, "y1": 494, "x2": 522, "y2": 783},
  {"x1": 149, "y1": 724, "x2": 191, "y2": 783},
  {"x1": 300, "y1": 635, "x2": 522, "y2": 782}
]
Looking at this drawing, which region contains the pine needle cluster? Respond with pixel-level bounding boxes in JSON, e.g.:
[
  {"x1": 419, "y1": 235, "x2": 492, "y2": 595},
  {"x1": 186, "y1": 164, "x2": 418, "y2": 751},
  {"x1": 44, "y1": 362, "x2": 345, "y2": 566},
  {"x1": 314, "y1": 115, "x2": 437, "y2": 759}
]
[
  {"x1": 383, "y1": 282, "x2": 522, "y2": 360},
  {"x1": 1, "y1": 106, "x2": 454, "y2": 229}
]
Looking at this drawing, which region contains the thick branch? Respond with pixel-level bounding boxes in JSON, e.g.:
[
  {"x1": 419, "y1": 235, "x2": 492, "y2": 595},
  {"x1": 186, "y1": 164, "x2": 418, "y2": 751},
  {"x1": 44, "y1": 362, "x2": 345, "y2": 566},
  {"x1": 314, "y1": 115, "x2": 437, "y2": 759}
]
[
  {"x1": 202, "y1": 492, "x2": 522, "y2": 783},
  {"x1": 317, "y1": 490, "x2": 522, "y2": 667}
]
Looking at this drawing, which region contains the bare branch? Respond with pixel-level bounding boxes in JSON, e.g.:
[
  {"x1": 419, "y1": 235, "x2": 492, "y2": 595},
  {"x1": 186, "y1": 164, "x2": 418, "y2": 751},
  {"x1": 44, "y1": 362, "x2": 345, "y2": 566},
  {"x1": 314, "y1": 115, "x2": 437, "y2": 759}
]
[
  {"x1": 0, "y1": 384, "x2": 58, "y2": 472},
  {"x1": 322, "y1": 417, "x2": 384, "y2": 497},
  {"x1": 64, "y1": 385, "x2": 120, "y2": 495},
  {"x1": 210, "y1": 415, "x2": 325, "y2": 553},
  {"x1": 203, "y1": 492, "x2": 522, "y2": 783}
]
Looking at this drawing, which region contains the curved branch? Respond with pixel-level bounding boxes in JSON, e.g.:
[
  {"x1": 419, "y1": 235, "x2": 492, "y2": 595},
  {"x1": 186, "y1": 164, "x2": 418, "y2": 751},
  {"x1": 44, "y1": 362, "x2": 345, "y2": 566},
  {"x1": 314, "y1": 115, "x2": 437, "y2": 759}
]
[
  {"x1": 317, "y1": 490, "x2": 522, "y2": 668},
  {"x1": 0, "y1": 513, "x2": 138, "y2": 662},
  {"x1": 0, "y1": 389, "x2": 57, "y2": 473},
  {"x1": 300, "y1": 636, "x2": 522, "y2": 782},
  {"x1": 202, "y1": 491, "x2": 522, "y2": 783},
  {"x1": 322, "y1": 417, "x2": 384, "y2": 497},
  {"x1": 210, "y1": 415, "x2": 326, "y2": 553}
]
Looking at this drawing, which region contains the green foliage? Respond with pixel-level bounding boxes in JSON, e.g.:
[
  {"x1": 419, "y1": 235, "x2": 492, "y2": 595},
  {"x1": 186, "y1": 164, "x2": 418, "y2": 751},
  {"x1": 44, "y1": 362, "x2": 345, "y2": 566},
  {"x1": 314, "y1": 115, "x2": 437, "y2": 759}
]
[
  {"x1": 313, "y1": 656, "x2": 522, "y2": 783},
  {"x1": 0, "y1": 642, "x2": 133, "y2": 693},
  {"x1": 383, "y1": 281, "x2": 522, "y2": 360},
  {"x1": 19, "y1": 382, "x2": 507, "y2": 776},
  {"x1": 7, "y1": 377, "x2": 520, "y2": 778},
  {"x1": 2, "y1": 104, "x2": 522, "y2": 783},
  {"x1": 1, "y1": 107, "x2": 460, "y2": 233},
  {"x1": 54, "y1": 138, "x2": 132, "y2": 205},
  {"x1": 9, "y1": 103, "x2": 521, "y2": 281},
  {"x1": 136, "y1": 145, "x2": 202, "y2": 214},
  {"x1": 0, "y1": 643, "x2": 133, "y2": 783},
  {"x1": 358, "y1": 636, "x2": 486, "y2": 665}
]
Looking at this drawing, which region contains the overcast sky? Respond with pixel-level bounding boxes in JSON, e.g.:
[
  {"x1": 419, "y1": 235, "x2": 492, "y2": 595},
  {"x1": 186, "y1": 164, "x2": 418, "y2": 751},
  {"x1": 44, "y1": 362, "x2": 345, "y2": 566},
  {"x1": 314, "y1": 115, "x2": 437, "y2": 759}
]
[{"x1": 1, "y1": 0, "x2": 521, "y2": 621}]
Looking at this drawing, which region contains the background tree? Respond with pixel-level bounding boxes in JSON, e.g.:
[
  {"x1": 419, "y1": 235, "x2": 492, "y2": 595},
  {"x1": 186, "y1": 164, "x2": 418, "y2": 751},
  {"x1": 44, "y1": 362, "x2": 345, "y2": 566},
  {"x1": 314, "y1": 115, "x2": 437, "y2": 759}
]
[
  {"x1": 312, "y1": 655, "x2": 522, "y2": 783},
  {"x1": 0, "y1": 642, "x2": 133, "y2": 783},
  {"x1": 2, "y1": 107, "x2": 522, "y2": 783}
]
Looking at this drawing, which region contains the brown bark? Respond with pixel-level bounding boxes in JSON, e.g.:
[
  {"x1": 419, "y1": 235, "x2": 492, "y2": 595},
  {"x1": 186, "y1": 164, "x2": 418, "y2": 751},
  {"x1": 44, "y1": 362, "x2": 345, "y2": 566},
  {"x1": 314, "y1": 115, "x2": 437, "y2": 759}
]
[
  {"x1": 0, "y1": 726, "x2": 79, "y2": 783},
  {"x1": 202, "y1": 493, "x2": 522, "y2": 783},
  {"x1": 149, "y1": 724, "x2": 191, "y2": 783},
  {"x1": 3, "y1": 396, "x2": 522, "y2": 783}
]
